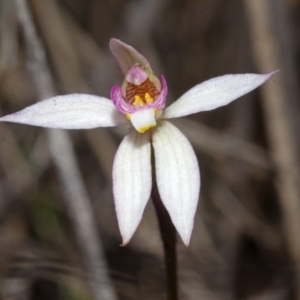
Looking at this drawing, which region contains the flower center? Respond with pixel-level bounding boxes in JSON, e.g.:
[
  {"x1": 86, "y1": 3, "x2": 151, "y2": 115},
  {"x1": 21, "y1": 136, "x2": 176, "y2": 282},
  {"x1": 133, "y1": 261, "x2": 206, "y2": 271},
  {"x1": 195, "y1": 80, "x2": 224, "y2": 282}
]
[
  {"x1": 111, "y1": 64, "x2": 167, "y2": 134},
  {"x1": 121, "y1": 64, "x2": 161, "y2": 108},
  {"x1": 126, "y1": 79, "x2": 160, "y2": 107}
]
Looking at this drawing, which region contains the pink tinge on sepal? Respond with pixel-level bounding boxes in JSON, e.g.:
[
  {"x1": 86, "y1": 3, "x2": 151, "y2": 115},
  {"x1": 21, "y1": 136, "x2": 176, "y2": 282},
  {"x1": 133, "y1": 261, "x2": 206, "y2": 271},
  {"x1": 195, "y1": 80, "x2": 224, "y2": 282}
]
[
  {"x1": 110, "y1": 38, "x2": 151, "y2": 75},
  {"x1": 126, "y1": 65, "x2": 148, "y2": 85}
]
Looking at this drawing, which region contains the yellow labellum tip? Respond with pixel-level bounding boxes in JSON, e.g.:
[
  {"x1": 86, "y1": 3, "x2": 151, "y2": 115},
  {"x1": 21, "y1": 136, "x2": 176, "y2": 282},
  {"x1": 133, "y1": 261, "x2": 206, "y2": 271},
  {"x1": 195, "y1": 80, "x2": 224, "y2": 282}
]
[{"x1": 137, "y1": 124, "x2": 155, "y2": 133}]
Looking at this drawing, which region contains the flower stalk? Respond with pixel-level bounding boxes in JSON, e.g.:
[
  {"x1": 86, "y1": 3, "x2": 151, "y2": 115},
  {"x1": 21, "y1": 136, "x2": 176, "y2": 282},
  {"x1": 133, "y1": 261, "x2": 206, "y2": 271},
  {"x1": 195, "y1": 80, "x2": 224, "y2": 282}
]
[{"x1": 152, "y1": 176, "x2": 178, "y2": 300}]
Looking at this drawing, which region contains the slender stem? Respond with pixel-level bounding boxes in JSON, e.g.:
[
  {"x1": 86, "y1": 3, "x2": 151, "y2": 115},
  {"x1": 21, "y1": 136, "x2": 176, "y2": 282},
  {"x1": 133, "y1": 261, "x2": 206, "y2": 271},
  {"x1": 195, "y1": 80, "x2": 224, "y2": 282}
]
[{"x1": 152, "y1": 178, "x2": 178, "y2": 300}]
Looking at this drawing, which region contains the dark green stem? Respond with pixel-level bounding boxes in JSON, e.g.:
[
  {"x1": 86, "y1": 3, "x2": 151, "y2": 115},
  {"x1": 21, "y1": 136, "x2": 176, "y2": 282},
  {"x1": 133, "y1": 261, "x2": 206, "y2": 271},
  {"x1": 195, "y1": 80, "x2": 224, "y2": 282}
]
[{"x1": 152, "y1": 180, "x2": 178, "y2": 300}]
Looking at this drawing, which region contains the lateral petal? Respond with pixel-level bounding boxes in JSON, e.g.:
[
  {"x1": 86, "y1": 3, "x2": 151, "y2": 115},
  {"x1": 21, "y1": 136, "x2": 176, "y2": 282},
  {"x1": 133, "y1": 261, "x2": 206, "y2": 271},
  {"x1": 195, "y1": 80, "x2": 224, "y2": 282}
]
[
  {"x1": 152, "y1": 121, "x2": 200, "y2": 246},
  {"x1": 163, "y1": 72, "x2": 277, "y2": 119},
  {"x1": 110, "y1": 38, "x2": 151, "y2": 75},
  {"x1": 0, "y1": 94, "x2": 127, "y2": 129},
  {"x1": 113, "y1": 129, "x2": 151, "y2": 245}
]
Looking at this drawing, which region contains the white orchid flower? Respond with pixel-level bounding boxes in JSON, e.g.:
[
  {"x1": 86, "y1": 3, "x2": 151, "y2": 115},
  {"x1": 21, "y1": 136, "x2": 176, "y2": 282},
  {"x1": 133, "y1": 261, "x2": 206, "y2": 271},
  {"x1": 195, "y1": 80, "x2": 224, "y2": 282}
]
[{"x1": 0, "y1": 38, "x2": 276, "y2": 246}]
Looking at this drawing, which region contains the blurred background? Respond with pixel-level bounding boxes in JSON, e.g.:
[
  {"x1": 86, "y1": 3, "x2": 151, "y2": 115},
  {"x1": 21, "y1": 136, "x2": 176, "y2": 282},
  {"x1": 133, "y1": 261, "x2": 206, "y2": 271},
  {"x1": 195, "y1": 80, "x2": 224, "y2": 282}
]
[{"x1": 0, "y1": 0, "x2": 300, "y2": 299}]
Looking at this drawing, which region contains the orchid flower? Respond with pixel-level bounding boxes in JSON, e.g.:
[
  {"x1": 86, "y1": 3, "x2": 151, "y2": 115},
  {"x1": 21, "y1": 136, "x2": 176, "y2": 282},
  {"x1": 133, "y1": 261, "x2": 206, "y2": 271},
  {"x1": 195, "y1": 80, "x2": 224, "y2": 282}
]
[{"x1": 0, "y1": 38, "x2": 276, "y2": 246}]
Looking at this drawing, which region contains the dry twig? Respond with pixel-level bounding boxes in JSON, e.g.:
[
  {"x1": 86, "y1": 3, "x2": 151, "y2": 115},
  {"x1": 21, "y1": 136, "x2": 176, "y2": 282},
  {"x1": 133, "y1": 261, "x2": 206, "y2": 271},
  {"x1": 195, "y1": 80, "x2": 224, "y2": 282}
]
[
  {"x1": 245, "y1": 0, "x2": 300, "y2": 296},
  {"x1": 13, "y1": 0, "x2": 117, "y2": 299}
]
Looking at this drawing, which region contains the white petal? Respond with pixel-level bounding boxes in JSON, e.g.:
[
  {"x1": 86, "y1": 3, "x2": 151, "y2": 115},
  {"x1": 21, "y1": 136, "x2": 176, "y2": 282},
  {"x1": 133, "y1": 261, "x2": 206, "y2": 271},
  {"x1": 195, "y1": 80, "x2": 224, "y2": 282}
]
[
  {"x1": 0, "y1": 94, "x2": 127, "y2": 129},
  {"x1": 129, "y1": 109, "x2": 156, "y2": 133},
  {"x1": 163, "y1": 72, "x2": 277, "y2": 119},
  {"x1": 152, "y1": 121, "x2": 200, "y2": 245},
  {"x1": 113, "y1": 129, "x2": 151, "y2": 244}
]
